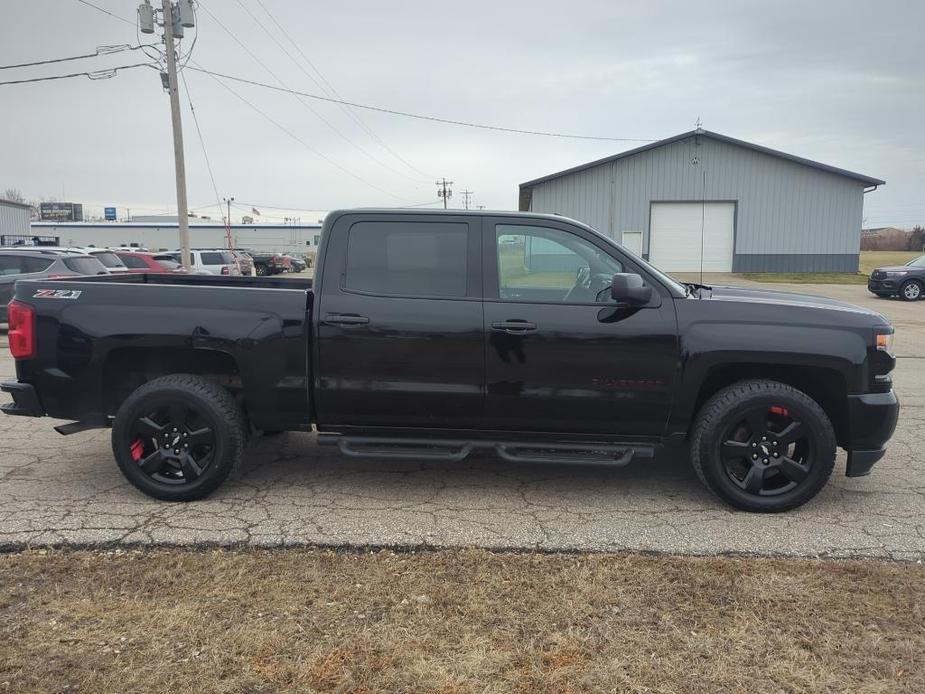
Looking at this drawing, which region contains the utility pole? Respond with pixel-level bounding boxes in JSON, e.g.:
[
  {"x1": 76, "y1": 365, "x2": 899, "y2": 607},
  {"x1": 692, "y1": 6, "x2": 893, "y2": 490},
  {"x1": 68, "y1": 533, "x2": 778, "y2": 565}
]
[
  {"x1": 161, "y1": 0, "x2": 191, "y2": 269},
  {"x1": 461, "y1": 189, "x2": 473, "y2": 210},
  {"x1": 436, "y1": 178, "x2": 454, "y2": 209},
  {"x1": 223, "y1": 196, "x2": 234, "y2": 249},
  {"x1": 141, "y1": 1, "x2": 195, "y2": 268}
]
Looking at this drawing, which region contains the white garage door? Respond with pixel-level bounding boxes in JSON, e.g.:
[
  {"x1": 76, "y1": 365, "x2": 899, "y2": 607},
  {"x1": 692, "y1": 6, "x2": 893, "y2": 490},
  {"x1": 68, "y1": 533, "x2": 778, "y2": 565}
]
[{"x1": 649, "y1": 202, "x2": 735, "y2": 272}]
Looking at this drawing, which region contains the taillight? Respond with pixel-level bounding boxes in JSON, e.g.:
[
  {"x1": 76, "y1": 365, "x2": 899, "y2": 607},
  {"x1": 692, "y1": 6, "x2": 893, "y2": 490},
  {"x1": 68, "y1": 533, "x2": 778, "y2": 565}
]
[
  {"x1": 221, "y1": 266, "x2": 230, "y2": 275},
  {"x1": 8, "y1": 301, "x2": 36, "y2": 359}
]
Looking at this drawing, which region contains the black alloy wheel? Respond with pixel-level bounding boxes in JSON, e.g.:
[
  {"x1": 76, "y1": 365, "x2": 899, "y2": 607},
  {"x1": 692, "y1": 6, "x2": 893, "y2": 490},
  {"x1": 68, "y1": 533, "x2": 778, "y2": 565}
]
[
  {"x1": 128, "y1": 403, "x2": 216, "y2": 485},
  {"x1": 112, "y1": 374, "x2": 246, "y2": 501},
  {"x1": 720, "y1": 406, "x2": 812, "y2": 497},
  {"x1": 691, "y1": 379, "x2": 836, "y2": 512}
]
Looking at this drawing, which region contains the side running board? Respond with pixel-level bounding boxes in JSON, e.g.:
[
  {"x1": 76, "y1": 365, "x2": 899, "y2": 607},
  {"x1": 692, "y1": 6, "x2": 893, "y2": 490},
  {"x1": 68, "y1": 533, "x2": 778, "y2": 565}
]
[{"x1": 317, "y1": 434, "x2": 654, "y2": 467}]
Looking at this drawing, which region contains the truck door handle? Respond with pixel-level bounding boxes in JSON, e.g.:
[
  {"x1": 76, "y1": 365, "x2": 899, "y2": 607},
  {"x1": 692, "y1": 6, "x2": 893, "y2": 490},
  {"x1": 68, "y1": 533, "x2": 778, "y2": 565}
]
[
  {"x1": 323, "y1": 313, "x2": 370, "y2": 325},
  {"x1": 491, "y1": 320, "x2": 536, "y2": 333}
]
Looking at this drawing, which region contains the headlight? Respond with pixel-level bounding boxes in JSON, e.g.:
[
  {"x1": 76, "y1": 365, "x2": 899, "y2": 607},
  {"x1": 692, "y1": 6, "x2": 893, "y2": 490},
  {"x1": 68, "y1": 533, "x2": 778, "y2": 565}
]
[
  {"x1": 876, "y1": 330, "x2": 894, "y2": 353},
  {"x1": 885, "y1": 270, "x2": 909, "y2": 277}
]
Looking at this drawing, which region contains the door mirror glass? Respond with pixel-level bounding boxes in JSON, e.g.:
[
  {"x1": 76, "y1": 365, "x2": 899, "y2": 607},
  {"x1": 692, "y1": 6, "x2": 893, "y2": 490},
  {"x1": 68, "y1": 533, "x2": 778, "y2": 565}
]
[{"x1": 610, "y1": 273, "x2": 652, "y2": 305}]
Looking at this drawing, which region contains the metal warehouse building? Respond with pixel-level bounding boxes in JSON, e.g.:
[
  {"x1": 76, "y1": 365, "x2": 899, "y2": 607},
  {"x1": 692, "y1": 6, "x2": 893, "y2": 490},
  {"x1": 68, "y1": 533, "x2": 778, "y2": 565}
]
[
  {"x1": 0, "y1": 198, "x2": 32, "y2": 241},
  {"x1": 29, "y1": 221, "x2": 322, "y2": 255},
  {"x1": 519, "y1": 129, "x2": 885, "y2": 273}
]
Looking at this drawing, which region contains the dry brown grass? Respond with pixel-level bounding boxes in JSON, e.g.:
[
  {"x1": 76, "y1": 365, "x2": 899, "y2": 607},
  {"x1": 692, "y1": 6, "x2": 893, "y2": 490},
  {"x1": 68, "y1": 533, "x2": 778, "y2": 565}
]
[{"x1": 1, "y1": 548, "x2": 923, "y2": 693}]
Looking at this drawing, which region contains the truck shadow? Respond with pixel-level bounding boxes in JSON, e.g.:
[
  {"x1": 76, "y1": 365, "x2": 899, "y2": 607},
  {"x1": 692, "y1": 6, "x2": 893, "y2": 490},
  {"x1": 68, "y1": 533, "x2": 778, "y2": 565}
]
[{"x1": 236, "y1": 431, "x2": 703, "y2": 504}]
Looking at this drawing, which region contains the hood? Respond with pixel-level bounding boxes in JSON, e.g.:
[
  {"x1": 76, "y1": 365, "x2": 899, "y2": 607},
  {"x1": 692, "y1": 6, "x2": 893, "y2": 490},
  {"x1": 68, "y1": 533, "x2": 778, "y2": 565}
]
[
  {"x1": 872, "y1": 266, "x2": 913, "y2": 273},
  {"x1": 705, "y1": 284, "x2": 885, "y2": 320}
]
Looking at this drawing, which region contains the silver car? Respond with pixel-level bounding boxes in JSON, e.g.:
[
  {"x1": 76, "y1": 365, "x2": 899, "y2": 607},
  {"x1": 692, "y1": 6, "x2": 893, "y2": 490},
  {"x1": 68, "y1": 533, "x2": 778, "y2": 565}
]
[{"x1": 0, "y1": 249, "x2": 108, "y2": 322}]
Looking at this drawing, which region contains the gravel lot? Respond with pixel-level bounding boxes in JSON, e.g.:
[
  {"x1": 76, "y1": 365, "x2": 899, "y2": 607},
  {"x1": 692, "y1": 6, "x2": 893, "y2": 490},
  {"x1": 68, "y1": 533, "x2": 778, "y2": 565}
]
[{"x1": 0, "y1": 281, "x2": 922, "y2": 559}]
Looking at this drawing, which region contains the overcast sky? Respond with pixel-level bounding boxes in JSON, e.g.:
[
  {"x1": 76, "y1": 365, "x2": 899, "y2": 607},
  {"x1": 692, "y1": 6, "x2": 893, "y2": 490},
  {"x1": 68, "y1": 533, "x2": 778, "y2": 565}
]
[{"x1": 2, "y1": 0, "x2": 922, "y2": 227}]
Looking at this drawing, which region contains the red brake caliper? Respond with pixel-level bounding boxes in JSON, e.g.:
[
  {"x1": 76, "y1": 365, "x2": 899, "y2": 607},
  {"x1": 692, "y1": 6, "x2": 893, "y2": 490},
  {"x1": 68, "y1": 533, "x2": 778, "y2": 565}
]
[
  {"x1": 130, "y1": 438, "x2": 144, "y2": 462},
  {"x1": 770, "y1": 406, "x2": 789, "y2": 417}
]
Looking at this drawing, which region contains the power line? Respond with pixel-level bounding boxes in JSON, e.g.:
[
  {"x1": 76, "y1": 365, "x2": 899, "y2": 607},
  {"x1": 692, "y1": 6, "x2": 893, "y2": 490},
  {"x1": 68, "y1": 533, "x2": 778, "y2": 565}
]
[
  {"x1": 184, "y1": 65, "x2": 655, "y2": 143},
  {"x1": 0, "y1": 62, "x2": 153, "y2": 86},
  {"x1": 251, "y1": 0, "x2": 433, "y2": 180},
  {"x1": 73, "y1": 0, "x2": 136, "y2": 26},
  {"x1": 0, "y1": 44, "x2": 153, "y2": 70},
  {"x1": 192, "y1": 63, "x2": 409, "y2": 202},
  {"x1": 180, "y1": 72, "x2": 224, "y2": 230},
  {"x1": 194, "y1": 1, "x2": 417, "y2": 190}
]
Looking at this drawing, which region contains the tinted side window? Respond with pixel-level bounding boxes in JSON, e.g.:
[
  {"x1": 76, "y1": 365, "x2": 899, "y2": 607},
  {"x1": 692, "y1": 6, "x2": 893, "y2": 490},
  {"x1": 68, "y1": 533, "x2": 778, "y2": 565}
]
[
  {"x1": 200, "y1": 252, "x2": 225, "y2": 265},
  {"x1": 0, "y1": 255, "x2": 53, "y2": 275},
  {"x1": 345, "y1": 221, "x2": 468, "y2": 298}
]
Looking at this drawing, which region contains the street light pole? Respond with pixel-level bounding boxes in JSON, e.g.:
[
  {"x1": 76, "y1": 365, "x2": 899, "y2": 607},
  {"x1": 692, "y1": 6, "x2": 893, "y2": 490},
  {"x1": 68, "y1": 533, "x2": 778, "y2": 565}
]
[{"x1": 162, "y1": 0, "x2": 191, "y2": 271}]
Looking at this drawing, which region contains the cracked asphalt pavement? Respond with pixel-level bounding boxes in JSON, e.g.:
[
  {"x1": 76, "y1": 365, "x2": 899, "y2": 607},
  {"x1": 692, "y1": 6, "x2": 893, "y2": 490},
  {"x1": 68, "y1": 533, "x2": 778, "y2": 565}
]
[{"x1": 0, "y1": 282, "x2": 922, "y2": 560}]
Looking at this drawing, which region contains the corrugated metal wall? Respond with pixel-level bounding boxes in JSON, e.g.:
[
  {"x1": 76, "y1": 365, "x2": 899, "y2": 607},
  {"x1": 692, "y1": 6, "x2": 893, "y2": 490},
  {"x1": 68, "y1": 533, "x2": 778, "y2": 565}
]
[
  {"x1": 0, "y1": 203, "x2": 31, "y2": 237},
  {"x1": 527, "y1": 134, "x2": 869, "y2": 271}
]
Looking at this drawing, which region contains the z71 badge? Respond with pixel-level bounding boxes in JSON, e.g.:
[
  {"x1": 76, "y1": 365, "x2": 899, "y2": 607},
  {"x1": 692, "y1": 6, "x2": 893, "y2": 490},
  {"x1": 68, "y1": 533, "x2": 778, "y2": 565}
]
[{"x1": 33, "y1": 289, "x2": 82, "y2": 299}]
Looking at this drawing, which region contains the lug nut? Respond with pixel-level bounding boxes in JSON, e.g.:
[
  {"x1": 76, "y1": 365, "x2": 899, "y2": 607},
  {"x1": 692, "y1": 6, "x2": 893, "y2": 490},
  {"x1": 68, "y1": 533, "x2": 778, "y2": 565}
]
[
  {"x1": 763, "y1": 458, "x2": 769, "y2": 464},
  {"x1": 174, "y1": 449, "x2": 180, "y2": 454},
  {"x1": 773, "y1": 452, "x2": 779, "y2": 457},
  {"x1": 752, "y1": 442, "x2": 757, "y2": 448},
  {"x1": 752, "y1": 453, "x2": 758, "y2": 460},
  {"x1": 761, "y1": 436, "x2": 767, "y2": 441},
  {"x1": 773, "y1": 440, "x2": 778, "y2": 446}
]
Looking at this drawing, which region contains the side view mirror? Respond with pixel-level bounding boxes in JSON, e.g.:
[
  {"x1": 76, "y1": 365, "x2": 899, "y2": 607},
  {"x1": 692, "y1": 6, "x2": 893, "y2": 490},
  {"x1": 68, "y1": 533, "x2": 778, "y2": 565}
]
[{"x1": 610, "y1": 273, "x2": 652, "y2": 305}]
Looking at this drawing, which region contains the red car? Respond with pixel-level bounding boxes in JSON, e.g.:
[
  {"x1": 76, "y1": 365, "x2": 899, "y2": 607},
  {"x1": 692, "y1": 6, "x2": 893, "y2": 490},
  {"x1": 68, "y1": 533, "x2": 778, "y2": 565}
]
[{"x1": 115, "y1": 252, "x2": 185, "y2": 274}]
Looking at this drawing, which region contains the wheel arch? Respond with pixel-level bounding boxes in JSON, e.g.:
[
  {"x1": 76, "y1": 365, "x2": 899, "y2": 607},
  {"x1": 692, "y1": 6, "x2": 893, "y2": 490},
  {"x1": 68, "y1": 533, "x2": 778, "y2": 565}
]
[
  {"x1": 690, "y1": 364, "x2": 849, "y2": 448},
  {"x1": 102, "y1": 346, "x2": 245, "y2": 417}
]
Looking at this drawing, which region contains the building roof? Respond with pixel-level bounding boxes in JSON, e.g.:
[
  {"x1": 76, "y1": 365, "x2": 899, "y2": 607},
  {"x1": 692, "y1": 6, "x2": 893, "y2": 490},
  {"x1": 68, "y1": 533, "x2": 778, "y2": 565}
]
[
  {"x1": 0, "y1": 198, "x2": 32, "y2": 210},
  {"x1": 519, "y1": 129, "x2": 886, "y2": 189}
]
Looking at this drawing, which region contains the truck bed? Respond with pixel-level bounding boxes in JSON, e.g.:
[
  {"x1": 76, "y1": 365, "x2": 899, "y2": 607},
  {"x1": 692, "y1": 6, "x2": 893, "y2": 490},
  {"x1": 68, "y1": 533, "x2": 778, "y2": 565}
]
[{"x1": 8, "y1": 272, "x2": 314, "y2": 431}]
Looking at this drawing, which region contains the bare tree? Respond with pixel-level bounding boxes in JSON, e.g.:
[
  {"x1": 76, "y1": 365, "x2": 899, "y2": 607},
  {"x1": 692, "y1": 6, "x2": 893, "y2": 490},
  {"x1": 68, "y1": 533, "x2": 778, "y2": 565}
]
[{"x1": 3, "y1": 188, "x2": 26, "y2": 204}]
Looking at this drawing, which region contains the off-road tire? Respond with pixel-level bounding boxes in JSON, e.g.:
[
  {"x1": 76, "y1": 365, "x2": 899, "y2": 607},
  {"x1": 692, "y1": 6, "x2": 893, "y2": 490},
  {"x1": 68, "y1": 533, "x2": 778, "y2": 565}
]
[
  {"x1": 112, "y1": 374, "x2": 246, "y2": 501},
  {"x1": 690, "y1": 379, "x2": 836, "y2": 512}
]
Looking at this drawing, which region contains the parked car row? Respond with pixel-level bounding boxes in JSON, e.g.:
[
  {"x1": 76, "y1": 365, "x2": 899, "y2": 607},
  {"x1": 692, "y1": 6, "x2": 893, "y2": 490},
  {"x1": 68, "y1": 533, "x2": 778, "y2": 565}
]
[{"x1": 0, "y1": 248, "x2": 110, "y2": 321}]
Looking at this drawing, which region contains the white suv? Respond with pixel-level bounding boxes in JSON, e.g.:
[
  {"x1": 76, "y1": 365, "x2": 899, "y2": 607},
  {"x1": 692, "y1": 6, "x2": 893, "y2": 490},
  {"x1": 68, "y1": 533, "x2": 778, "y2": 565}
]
[{"x1": 170, "y1": 249, "x2": 241, "y2": 276}]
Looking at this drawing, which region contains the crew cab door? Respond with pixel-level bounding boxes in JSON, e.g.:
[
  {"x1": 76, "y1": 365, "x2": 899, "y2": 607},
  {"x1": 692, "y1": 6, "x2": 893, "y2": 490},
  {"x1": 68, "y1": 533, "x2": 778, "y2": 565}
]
[
  {"x1": 315, "y1": 213, "x2": 483, "y2": 429},
  {"x1": 482, "y1": 217, "x2": 678, "y2": 438}
]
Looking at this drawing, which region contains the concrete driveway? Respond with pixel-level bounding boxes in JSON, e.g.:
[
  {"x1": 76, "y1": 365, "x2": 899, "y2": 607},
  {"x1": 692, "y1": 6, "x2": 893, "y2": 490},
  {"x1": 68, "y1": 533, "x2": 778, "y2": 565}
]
[{"x1": 1, "y1": 282, "x2": 922, "y2": 559}]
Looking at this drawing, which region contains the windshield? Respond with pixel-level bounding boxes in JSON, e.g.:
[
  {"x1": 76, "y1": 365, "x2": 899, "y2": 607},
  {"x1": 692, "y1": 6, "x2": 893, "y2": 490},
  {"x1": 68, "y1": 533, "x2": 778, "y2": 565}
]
[{"x1": 905, "y1": 256, "x2": 925, "y2": 267}]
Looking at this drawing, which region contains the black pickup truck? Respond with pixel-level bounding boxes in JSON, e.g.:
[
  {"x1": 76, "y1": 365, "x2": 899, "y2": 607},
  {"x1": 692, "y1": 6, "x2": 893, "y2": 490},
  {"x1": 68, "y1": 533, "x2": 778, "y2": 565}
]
[{"x1": 1, "y1": 209, "x2": 899, "y2": 512}]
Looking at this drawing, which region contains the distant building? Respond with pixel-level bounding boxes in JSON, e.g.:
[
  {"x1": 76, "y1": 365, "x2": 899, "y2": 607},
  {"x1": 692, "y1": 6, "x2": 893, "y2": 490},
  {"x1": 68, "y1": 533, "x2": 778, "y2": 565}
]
[
  {"x1": 861, "y1": 226, "x2": 905, "y2": 237},
  {"x1": 29, "y1": 221, "x2": 322, "y2": 254},
  {"x1": 0, "y1": 198, "x2": 32, "y2": 243},
  {"x1": 519, "y1": 129, "x2": 885, "y2": 273}
]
